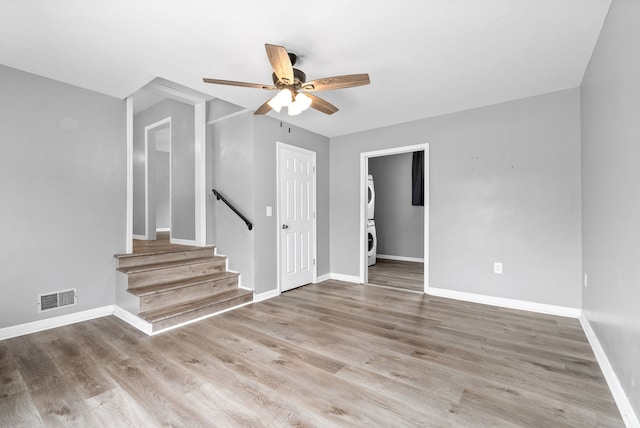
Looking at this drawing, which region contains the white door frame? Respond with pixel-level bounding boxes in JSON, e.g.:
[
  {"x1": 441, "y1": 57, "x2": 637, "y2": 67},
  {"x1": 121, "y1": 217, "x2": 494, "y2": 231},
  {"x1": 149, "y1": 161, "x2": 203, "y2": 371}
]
[
  {"x1": 144, "y1": 117, "x2": 172, "y2": 240},
  {"x1": 359, "y1": 143, "x2": 430, "y2": 293},
  {"x1": 276, "y1": 142, "x2": 317, "y2": 293},
  {"x1": 125, "y1": 81, "x2": 207, "y2": 253}
]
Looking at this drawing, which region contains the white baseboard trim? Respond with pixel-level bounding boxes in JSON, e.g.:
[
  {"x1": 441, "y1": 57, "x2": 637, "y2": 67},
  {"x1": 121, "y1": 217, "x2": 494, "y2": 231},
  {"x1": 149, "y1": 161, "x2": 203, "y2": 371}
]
[
  {"x1": 170, "y1": 238, "x2": 198, "y2": 246},
  {"x1": 376, "y1": 254, "x2": 425, "y2": 263},
  {"x1": 132, "y1": 234, "x2": 146, "y2": 240},
  {"x1": 580, "y1": 314, "x2": 639, "y2": 428},
  {"x1": 366, "y1": 282, "x2": 424, "y2": 294},
  {"x1": 428, "y1": 287, "x2": 581, "y2": 318},
  {"x1": 156, "y1": 228, "x2": 170, "y2": 232},
  {"x1": 315, "y1": 273, "x2": 331, "y2": 283},
  {"x1": 254, "y1": 289, "x2": 280, "y2": 303},
  {"x1": 329, "y1": 273, "x2": 362, "y2": 283},
  {"x1": 113, "y1": 305, "x2": 152, "y2": 335},
  {"x1": 0, "y1": 306, "x2": 114, "y2": 341}
]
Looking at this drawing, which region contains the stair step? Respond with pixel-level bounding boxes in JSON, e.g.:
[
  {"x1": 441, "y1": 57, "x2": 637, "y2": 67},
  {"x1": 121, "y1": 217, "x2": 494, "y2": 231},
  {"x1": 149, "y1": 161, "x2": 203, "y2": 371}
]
[
  {"x1": 117, "y1": 255, "x2": 225, "y2": 274},
  {"x1": 114, "y1": 247, "x2": 215, "y2": 268},
  {"x1": 119, "y1": 256, "x2": 227, "y2": 288},
  {"x1": 139, "y1": 289, "x2": 254, "y2": 332},
  {"x1": 129, "y1": 272, "x2": 240, "y2": 312},
  {"x1": 128, "y1": 271, "x2": 239, "y2": 297}
]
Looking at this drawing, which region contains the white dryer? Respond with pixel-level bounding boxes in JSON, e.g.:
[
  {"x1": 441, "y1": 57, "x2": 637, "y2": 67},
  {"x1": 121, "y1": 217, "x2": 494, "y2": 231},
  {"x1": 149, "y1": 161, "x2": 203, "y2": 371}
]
[
  {"x1": 367, "y1": 174, "x2": 375, "y2": 220},
  {"x1": 367, "y1": 219, "x2": 377, "y2": 266}
]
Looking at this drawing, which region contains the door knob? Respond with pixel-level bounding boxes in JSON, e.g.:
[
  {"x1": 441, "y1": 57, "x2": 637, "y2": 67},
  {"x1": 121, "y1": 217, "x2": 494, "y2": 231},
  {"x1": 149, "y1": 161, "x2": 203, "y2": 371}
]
[{"x1": 282, "y1": 224, "x2": 289, "y2": 229}]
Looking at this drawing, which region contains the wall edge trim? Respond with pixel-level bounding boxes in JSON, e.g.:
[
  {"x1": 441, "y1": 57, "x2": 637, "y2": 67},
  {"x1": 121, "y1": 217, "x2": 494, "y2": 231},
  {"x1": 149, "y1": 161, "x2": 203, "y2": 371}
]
[
  {"x1": 170, "y1": 238, "x2": 198, "y2": 246},
  {"x1": 254, "y1": 289, "x2": 280, "y2": 303},
  {"x1": 376, "y1": 254, "x2": 425, "y2": 263},
  {"x1": 579, "y1": 314, "x2": 640, "y2": 428},
  {"x1": 329, "y1": 273, "x2": 362, "y2": 283},
  {"x1": 428, "y1": 287, "x2": 581, "y2": 318},
  {"x1": 113, "y1": 305, "x2": 153, "y2": 335},
  {"x1": 315, "y1": 273, "x2": 331, "y2": 283},
  {"x1": 0, "y1": 306, "x2": 114, "y2": 340}
]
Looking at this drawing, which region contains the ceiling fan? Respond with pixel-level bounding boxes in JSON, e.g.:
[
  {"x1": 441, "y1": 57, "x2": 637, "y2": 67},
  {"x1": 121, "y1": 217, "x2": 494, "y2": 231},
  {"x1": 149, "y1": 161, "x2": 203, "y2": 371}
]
[{"x1": 203, "y1": 43, "x2": 370, "y2": 116}]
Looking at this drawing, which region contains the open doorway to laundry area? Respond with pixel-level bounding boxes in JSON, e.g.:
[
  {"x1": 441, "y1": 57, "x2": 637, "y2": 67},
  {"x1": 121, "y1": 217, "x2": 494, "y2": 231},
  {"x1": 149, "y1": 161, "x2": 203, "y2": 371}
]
[{"x1": 361, "y1": 144, "x2": 429, "y2": 293}]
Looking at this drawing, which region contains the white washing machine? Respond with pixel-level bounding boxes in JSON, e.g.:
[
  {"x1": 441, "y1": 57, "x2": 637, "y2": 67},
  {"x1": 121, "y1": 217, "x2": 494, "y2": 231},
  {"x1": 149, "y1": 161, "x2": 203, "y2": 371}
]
[
  {"x1": 367, "y1": 219, "x2": 377, "y2": 266},
  {"x1": 367, "y1": 174, "x2": 375, "y2": 220}
]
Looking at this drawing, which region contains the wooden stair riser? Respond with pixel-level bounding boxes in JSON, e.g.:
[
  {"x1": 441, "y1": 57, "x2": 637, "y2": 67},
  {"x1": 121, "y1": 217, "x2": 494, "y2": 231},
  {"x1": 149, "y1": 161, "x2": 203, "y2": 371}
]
[
  {"x1": 127, "y1": 259, "x2": 227, "y2": 288},
  {"x1": 116, "y1": 248, "x2": 215, "y2": 268},
  {"x1": 138, "y1": 276, "x2": 239, "y2": 312},
  {"x1": 149, "y1": 292, "x2": 253, "y2": 332}
]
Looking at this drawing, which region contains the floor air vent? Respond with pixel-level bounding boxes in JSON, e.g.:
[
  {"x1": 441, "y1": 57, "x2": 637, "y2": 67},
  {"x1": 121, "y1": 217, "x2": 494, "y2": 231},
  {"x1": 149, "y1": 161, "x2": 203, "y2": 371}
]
[{"x1": 38, "y1": 288, "x2": 77, "y2": 312}]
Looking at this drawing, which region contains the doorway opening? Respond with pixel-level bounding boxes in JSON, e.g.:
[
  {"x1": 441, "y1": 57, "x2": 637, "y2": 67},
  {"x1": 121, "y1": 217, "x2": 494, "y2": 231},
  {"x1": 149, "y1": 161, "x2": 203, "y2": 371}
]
[
  {"x1": 144, "y1": 117, "x2": 171, "y2": 241},
  {"x1": 125, "y1": 78, "x2": 208, "y2": 253},
  {"x1": 360, "y1": 144, "x2": 429, "y2": 293}
]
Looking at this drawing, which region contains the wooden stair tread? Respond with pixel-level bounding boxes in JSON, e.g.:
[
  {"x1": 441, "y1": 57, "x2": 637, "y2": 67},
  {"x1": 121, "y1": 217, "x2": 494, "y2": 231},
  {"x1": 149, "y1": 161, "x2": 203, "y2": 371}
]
[
  {"x1": 116, "y1": 255, "x2": 225, "y2": 274},
  {"x1": 114, "y1": 245, "x2": 215, "y2": 260},
  {"x1": 127, "y1": 271, "x2": 239, "y2": 297},
  {"x1": 139, "y1": 289, "x2": 253, "y2": 323}
]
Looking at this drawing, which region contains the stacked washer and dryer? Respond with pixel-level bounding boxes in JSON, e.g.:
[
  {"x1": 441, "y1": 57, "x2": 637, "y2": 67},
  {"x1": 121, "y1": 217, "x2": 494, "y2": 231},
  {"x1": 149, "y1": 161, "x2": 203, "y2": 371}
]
[{"x1": 367, "y1": 174, "x2": 377, "y2": 266}]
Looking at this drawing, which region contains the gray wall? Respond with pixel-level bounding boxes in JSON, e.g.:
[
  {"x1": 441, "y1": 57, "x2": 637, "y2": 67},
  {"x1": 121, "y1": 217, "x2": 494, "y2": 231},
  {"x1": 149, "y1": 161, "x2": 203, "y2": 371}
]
[
  {"x1": 210, "y1": 113, "x2": 255, "y2": 289},
  {"x1": 205, "y1": 99, "x2": 247, "y2": 247},
  {"x1": 133, "y1": 99, "x2": 195, "y2": 240},
  {"x1": 581, "y1": 0, "x2": 640, "y2": 416},
  {"x1": 155, "y1": 150, "x2": 170, "y2": 229},
  {"x1": 368, "y1": 152, "x2": 424, "y2": 259},
  {"x1": 0, "y1": 65, "x2": 125, "y2": 328},
  {"x1": 331, "y1": 89, "x2": 582, "y2": 308}
]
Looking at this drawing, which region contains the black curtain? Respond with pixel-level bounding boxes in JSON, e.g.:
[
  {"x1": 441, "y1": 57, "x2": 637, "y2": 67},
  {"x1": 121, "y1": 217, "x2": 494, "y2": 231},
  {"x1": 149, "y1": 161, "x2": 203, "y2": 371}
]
[{"x1": 412, "y1": 151, "x2": 424, "y2": 206}]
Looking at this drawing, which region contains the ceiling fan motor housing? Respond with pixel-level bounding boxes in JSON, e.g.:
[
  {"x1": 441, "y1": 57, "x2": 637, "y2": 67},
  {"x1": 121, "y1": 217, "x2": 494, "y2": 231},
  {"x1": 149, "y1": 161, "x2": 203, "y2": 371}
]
[{"x1": 272, "y1": 68, "x2": 307, "y2": 88}]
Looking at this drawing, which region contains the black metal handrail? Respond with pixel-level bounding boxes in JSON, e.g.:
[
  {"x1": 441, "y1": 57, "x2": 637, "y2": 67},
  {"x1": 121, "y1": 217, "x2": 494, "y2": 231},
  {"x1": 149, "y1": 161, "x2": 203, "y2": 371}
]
[{"x1": 212, "y1": 189, "x2": 253, "y2": 231}]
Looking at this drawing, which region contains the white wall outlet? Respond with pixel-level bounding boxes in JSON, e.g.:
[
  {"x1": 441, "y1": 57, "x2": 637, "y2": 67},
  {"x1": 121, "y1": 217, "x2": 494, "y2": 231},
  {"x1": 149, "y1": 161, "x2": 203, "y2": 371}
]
[
  {"x1": 494, "y1": 262, "x2": 503, "y2": 274},
  {"x1": 266, "y1": 206, "x2": 272, "y2": 217},
  {"x1": 584, "y1": 273, "x2": 588, "y2": 287}
]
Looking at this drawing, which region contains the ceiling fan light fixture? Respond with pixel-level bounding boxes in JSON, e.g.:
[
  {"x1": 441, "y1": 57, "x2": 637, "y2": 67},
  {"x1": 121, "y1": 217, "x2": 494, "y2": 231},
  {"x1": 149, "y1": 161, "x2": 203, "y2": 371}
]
[
  {"x1": 294, "y1": 92, "x2": 312, "y2": 111},
  {"x1": 287, "y1": 92, "x2": 312, "y2": 116},
  {"x1": 288, "y1": 102, "x2": 303, "y2": 116},
  {"x1": 267, "y1": 89, "x2": 292, "y2": 112}
]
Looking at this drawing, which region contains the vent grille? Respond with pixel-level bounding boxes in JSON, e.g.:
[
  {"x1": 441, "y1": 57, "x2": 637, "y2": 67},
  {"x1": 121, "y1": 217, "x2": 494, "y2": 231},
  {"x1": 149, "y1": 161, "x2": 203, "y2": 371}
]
[{"x1": 38, "y1": 289, "x2": 77, "y2": 313}]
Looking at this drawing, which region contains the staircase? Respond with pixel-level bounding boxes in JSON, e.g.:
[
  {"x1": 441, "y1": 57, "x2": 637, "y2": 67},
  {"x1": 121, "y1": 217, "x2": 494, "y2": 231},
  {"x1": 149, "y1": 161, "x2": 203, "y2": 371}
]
[{"x1": 114, "y1": 244, "x2": 253, "y2": 333}]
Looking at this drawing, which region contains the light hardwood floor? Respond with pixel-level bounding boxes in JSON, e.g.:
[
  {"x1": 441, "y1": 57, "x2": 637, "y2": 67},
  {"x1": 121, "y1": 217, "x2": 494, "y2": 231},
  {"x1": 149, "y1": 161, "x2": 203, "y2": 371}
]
[
  {"x1": 368, "y1": 258, "x2": 424, "y2": 292},
  {"x1": 0, "y1": 281, "x2": 623, "y2": 427},
  {"x1": 131, "y1": 231, "x2": 199, "y2": 255}
]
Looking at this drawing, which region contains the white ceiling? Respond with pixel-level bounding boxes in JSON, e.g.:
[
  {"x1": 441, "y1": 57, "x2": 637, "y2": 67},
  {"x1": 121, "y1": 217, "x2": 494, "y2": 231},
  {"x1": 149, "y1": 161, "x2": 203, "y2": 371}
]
[{"x1": 1, "y1": 0, "x2": 611, "y2": 138}]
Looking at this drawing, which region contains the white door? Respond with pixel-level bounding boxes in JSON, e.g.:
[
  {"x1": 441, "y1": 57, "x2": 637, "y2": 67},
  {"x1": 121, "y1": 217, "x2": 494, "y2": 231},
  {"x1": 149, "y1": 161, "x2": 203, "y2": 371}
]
[{"x1": 279, "y1": 143, "x2": 316, "y2": 292}]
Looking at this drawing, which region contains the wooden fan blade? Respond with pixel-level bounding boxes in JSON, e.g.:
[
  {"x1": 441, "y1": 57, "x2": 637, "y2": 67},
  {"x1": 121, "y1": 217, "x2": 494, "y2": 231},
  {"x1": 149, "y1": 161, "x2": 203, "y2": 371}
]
[
  {"x1": 254, "y1": 99, "x2": 273, "y2": 115},
  {"x1": 306, "y1": 93, "x2": 339, "y2": 115},
  {"x1": 302, "y1": 74, "x2": 370, "y2": 92},
  {"x1": 203, "y1": 78, "x2": 276, "y2": 90},
  {"x1": 265, "y1": 43, "x2": 294, "y2": 85}
]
